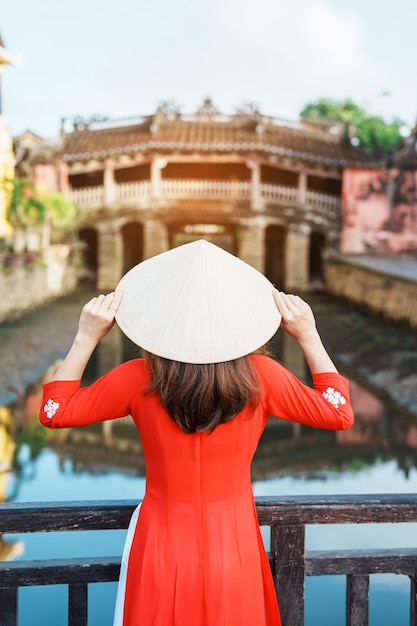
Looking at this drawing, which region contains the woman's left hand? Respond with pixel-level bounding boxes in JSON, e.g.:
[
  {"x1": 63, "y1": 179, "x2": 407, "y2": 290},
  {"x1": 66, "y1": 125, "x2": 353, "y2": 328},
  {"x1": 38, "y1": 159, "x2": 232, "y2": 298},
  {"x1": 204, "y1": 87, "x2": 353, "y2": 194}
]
[{"x1": 273, "y1": 290, "x2": 317, "y2": 343}]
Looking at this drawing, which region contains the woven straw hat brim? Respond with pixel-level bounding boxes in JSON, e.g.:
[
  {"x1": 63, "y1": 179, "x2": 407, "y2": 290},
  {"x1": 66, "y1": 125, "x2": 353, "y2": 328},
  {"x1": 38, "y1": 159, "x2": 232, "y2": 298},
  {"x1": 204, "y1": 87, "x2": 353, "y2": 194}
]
[{"x1": 115, "y1": 240, "x2": 281, "y2": 363}]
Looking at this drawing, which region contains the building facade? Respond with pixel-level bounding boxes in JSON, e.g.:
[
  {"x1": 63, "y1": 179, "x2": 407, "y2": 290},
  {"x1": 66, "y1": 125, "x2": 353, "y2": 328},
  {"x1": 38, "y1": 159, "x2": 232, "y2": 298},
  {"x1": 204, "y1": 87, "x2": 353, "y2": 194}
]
[
  {"x1": 0, "y1": 35, "x2": 20, "y2": 240},
  {"x1": 30, "y1": 100, "x2": 375, "y2": 290}
]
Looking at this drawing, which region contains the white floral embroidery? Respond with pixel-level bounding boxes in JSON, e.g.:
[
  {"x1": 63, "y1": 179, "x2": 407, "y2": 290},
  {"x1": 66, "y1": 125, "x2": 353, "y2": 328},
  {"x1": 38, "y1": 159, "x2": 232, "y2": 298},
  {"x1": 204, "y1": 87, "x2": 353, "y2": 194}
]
[
  {"x1": 44, "y1": 399, "x2": 60, "y2": 419},
  {"x1": 322, "y1": 387, "x2": 346, "y2": 409}
]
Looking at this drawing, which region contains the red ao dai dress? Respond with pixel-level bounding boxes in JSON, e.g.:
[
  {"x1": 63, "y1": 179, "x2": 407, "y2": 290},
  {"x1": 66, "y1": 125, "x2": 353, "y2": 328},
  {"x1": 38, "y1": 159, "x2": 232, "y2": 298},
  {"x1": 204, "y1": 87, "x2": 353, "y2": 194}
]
[{"x1": 40, "y1": 355, "x2": 354, "y2": 626}]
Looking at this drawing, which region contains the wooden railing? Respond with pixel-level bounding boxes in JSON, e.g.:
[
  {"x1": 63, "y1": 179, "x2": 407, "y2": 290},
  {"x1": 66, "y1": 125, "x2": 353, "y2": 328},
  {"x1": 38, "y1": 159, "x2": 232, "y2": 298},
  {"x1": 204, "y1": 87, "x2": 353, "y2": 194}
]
[
  {"x1": 160, "y1": 179, "x2": 252, "y2": 199},
  {"x1": 69, "y1": 186, "x2": 105, "y2": 209},
  {"x1": 115, "y1": 180, "x2": 151, "y2": 202},
  {"x1": 260, "y1": 182, "x2": 299, "y2": 204},
  {"x1": 68, "y1": 179, "x2": 340, "y2": 216},
  {"x1": 306, "y1": 189, "x2": 341, "y2": 217},
  {"x1": 2, "y1": 495, "x2": 417, "y2": 626}
]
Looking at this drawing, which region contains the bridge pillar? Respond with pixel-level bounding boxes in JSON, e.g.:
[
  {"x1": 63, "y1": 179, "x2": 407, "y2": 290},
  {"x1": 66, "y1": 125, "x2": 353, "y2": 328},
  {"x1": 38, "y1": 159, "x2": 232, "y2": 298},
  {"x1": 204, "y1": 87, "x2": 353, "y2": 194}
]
[
  {"x1": 285, "y1": 224, "x2": 310, "y2": 290},
  {"x1": 247, "y1": 159, "x2": 263, "y2": 212},
  {"x1": 298, "y1": 170, "x2": 307, "y2": 205},
  {"x1": 239, "y1": 221, "x2": 266, "y2": 273},
  {"x1": 143, "y1": 220, "x2": 169, "y2": 259},
  {"x1": 104, "y1": 159, "x2": 116, "y2": 205},
  {"x1": 151, "y1": 157, "x2": 167, "y2": 200},
  {"x1": 96, "y1": 223, "x2": 124, "y2": 290}
]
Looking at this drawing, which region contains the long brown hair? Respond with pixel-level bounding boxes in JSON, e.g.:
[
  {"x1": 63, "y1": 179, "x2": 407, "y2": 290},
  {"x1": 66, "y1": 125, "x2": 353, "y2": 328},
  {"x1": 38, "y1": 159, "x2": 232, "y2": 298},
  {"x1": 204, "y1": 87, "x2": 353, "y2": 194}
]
[{"x1": 145, "y1": 352, "x2": 264, "y2": 434}]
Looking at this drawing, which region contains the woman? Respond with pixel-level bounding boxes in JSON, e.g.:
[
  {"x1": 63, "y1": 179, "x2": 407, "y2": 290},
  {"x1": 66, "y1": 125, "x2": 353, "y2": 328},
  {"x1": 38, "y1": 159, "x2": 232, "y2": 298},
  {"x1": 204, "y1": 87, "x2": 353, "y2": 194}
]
[{"x1": 39, "y1": 240, "x2": 354, "y2": 626}]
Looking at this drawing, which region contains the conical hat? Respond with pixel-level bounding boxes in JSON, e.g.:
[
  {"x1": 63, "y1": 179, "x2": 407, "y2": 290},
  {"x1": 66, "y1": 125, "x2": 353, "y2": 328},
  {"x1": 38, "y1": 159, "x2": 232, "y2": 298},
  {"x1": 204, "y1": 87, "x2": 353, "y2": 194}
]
[{"x1": 115, "y1": 239, "x2": 281, "y2": 363}]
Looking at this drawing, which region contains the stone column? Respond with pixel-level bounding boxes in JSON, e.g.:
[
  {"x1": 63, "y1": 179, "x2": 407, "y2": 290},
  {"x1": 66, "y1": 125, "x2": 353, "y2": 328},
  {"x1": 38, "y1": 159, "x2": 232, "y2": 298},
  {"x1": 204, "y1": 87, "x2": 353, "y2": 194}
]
[
  {"x1": 96, "y1": 222, "x2": 124, "y2": 290},
  {"x1": 285, "y1": 224, "x2": 310, "y2": 290},
  {"x1": 247, "y1": 159, "x2": 263, "y2": 211},
  {"x1": 239, "y1": 218, "x2": 266, "y2": 273},
  {"x1": 104, "y1": 159, "x2": 116, "y2": 205},
  {"x1": 143, "y1": 219, "x2": 169, "y2": 259},
  {"x1": 151, "y1": 157, "x2": 167, "y2": 200},
  {"x1": 298, "y1": 170, "x2": 307, "y2": 205}
]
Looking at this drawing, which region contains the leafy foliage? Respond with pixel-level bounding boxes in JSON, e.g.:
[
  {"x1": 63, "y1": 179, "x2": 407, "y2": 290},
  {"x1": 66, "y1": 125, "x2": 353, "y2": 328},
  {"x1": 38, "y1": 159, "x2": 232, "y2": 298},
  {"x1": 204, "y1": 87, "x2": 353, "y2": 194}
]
[
  {"x1": 7, "y1": 178, "x2": 46, "y2": 228},
  {"x1": 7, "y1": 177, "x2": 79, "y2": 230},
  {"x1": 300, "y1": 98, "x2": 404, "y2": 153}
]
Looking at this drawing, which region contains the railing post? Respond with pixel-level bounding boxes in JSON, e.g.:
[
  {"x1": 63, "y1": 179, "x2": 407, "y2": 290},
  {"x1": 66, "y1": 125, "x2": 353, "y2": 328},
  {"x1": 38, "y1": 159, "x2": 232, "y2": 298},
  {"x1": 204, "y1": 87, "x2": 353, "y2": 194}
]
[
  {"x1": 346, "y1": 574, "x2": 369, "y2": 626},
  {"x1": 410, "y1": 574, "x2": 417, "y2": 626},
  {"x1": 0, "y1": 588, "x2": 18, "y2": 626},
  {"x1": 68, "y1": 583, "x2": 88, "y2": 626},
  {"x1": 271, "y1": 523, "x2": 306, "y2": 626}
]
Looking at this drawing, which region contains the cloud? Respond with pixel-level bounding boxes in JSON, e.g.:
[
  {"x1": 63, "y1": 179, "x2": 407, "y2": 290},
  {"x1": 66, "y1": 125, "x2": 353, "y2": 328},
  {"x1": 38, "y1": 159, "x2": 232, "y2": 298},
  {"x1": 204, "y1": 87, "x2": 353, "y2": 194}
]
[
  {"x1": 210, "y1": 0, "x2": 370, "y2": 93},
  {"x1": 3, "y1": 0, "x2": 417, "y2": 135},
  {"x1": 91, "y1": 0, "x2": 372, "y2": 117},
  {"x1": 94, "y1": 0, "x2": 372, "y2": 109}
]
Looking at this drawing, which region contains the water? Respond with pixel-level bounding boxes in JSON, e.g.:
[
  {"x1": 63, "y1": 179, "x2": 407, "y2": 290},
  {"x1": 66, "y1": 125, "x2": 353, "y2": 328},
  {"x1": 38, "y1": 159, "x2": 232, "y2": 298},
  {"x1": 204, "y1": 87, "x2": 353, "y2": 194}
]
[{"x1": 2, "y1": 289, "x2": 417, "y2": 626}]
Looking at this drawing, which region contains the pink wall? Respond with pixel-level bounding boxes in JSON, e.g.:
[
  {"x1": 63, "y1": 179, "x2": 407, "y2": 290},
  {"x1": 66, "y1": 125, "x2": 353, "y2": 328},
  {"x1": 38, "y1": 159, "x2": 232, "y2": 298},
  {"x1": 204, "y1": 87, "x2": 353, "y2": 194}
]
[
  {"x1": 33, "y1": 162, "x2": 69, "y2": 194},
  {"x1": 340, "y1": 168, "x2": 417, "y2": 254}
]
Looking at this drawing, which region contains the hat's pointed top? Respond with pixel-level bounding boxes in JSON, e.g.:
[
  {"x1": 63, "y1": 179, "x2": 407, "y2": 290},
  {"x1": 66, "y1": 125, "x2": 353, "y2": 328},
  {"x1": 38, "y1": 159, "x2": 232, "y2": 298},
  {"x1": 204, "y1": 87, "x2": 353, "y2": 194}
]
[{"x1": 116, "y1": 240, "x2": 281, "y2": 363}]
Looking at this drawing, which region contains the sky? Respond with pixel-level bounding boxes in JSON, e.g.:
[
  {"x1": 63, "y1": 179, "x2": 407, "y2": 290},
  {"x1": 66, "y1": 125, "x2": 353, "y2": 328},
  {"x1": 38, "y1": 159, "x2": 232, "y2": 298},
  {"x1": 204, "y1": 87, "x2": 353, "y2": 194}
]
[{"x1": 1, "y1": 0, "x2": 417, "y2": 139}]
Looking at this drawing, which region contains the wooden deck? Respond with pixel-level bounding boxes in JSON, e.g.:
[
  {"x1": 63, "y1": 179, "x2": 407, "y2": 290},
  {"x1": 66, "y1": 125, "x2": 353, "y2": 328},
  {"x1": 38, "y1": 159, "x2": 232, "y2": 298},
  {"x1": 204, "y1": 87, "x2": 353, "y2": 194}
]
[{"x1": 1, "y1": 495, "x2": 417, "y2": 626}]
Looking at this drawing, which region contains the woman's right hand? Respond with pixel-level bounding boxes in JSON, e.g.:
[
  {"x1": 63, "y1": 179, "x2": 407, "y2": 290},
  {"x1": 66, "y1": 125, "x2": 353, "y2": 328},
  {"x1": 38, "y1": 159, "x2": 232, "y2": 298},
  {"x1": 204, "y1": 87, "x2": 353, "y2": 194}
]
[
  {"x1": 76, "y1": 291, "x2": 123, "y2": 346},
  {"x1": 51, "y1": 290, "x2": 124, "y2": 382}
]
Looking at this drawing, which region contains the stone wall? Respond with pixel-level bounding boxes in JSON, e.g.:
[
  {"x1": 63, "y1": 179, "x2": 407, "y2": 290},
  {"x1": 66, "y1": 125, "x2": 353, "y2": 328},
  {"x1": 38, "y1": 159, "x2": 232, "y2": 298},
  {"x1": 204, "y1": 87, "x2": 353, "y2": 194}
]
[
  {"x1": 0, "y1": 254, "x2": 78, "y2": 322},
  {"x1": 324, "y1": 256, "x2": 417, "y2": 330}
]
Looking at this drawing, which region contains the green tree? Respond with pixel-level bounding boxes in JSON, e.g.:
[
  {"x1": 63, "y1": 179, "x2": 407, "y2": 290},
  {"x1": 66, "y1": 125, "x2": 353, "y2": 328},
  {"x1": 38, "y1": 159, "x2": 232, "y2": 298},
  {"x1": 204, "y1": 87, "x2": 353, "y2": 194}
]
[
  {"x1": 6, "y1": 177, "x2": 80, "y2": 249},
  {"x1": 7, "y1": 178, "x2": 46, "y2": 228},
  {"x1": 300, "y1": 98, "x2": 404, "y2": 153}
]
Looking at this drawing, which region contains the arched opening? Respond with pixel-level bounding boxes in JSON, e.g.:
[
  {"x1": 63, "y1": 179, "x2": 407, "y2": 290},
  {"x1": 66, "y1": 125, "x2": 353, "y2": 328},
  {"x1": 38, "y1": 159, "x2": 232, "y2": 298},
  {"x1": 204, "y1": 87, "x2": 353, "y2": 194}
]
[
  {"x1": 168, "y1": 222, "x2": 237, "y2": 254},
  {"x1": 265, "y1": 225, "x2": 286, "y2": 290},
  {"x1": 78, "y1": 227, "x2": 98, "y2": 280},
  {"x1": 122, "y1": 222, "x2": 144, "y2": 273},
  {"x1": 309, "y1": 231, "x2": 326, "y2": 286}
]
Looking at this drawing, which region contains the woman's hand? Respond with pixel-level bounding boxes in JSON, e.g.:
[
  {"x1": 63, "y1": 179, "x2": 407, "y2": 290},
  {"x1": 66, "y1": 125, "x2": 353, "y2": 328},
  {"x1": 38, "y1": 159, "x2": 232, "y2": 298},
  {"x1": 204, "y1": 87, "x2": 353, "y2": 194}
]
[
  {"x1": 50, "y1": 290, "x2": 123, "y2": 382},
  {"x1": 273, "y1": 289, "x2": 338, "y2": 374},
  {"x1": 273, "y1": 290, "x2": 317, "y2": 343},
  {"x1": 76, "y1": 291, "x2": 123, "y2": 346}
]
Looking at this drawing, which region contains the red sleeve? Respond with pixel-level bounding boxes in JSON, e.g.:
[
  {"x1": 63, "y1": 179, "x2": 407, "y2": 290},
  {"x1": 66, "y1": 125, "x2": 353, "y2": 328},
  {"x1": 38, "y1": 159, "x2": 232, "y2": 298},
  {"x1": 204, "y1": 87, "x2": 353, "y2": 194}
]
[
  {"x1": 39, "y1": 359, "x2": 148, "y2": 429},
  {"x1": 253, "y1": 355, "x2": 354, "y2": 431}
]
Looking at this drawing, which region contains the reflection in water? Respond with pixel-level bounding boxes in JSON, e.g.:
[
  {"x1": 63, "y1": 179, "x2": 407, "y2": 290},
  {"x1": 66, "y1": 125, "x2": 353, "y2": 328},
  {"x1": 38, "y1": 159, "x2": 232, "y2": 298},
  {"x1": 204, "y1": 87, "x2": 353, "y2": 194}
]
[
  {"x1": 3, "y1": 298, "x2": 417, "y2": 626},
  {"x1": 5, "y1": 326, "x2": 417, "y2": 490},
  {"x1": 0, "y1": 406, "x2": 24, "y2": 561}
]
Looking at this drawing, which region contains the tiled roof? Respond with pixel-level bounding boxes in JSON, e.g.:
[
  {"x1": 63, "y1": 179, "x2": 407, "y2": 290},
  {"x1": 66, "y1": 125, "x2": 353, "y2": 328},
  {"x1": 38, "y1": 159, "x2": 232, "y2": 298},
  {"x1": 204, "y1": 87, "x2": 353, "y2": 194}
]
[
  {"x1": 392, "y1": 134, "x2": 417, "y2": 168},
  {"x1": 61, "y1": 110, "x2": 375, "y2": 168}
]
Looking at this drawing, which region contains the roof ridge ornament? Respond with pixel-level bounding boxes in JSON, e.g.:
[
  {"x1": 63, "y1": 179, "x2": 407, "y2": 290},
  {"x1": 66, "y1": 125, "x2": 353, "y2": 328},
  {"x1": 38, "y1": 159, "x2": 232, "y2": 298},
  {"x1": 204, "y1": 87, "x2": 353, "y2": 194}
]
[
  {"x1": 157, "y1": 100, "x2": 182, "y2": 119},
  {"x1": 236, "y1": 101, "x2": 261, "y2": 119},
  {"x1": 196, "y1": 98, "x2": 220, "y2": 116}
]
